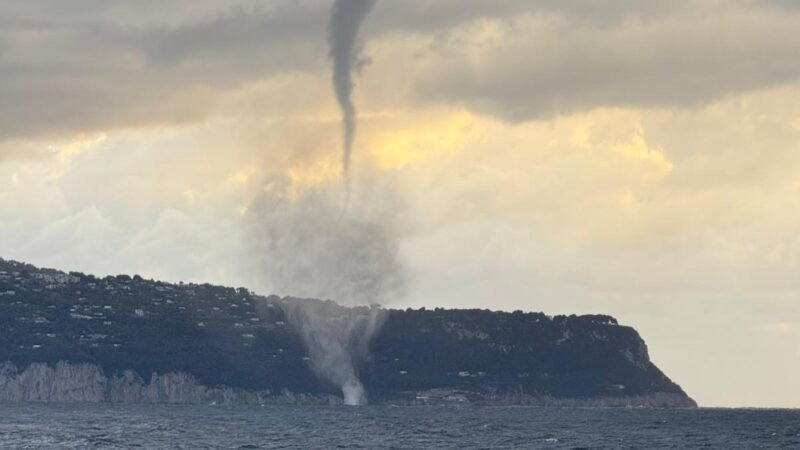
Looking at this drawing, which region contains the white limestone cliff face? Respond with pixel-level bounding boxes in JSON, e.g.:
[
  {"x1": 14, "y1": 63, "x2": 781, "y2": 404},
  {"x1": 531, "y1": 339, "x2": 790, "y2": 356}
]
[
  {"x1": 0, "y1": 361, "x2": 339, "y2": 405},
  {"x1": 0, "y1": 361, "x2": 106, "y2": 402},
  {"x1": 0, "y1": 361, "x2": 695, "y2": 407}
]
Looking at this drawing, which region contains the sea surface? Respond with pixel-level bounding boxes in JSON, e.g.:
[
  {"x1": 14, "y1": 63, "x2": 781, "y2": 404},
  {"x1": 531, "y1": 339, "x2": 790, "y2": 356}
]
[{"x1": 0, "y1": 404, "x2": 797, "y2": 449}]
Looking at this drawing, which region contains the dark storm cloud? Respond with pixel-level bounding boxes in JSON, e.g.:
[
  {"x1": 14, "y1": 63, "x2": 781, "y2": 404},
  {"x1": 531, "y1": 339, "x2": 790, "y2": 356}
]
[
  {"x1": 409, "y1": 1, "x2": 800, "y2": 121},
  {"x1": 1, "y1": 0, "x2": 799, "y2": 141},
  {"x1": 0, "y1": 1, "x2": 327, "y2": 140},
  {"x1": 367, "y1": 0, "x2": 676, "y2": 33}
]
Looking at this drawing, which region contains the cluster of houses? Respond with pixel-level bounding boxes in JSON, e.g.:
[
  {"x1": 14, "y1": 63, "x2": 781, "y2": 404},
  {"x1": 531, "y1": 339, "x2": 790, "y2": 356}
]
[{"x1": 0, "y1": 258, "x2": 291, "y2": 355}]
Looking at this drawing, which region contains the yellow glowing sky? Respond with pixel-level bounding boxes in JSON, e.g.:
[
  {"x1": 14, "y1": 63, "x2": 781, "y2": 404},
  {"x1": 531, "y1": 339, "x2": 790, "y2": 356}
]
[{"x1": 2, "y1": 0, "x2": 800, "y2": 408}]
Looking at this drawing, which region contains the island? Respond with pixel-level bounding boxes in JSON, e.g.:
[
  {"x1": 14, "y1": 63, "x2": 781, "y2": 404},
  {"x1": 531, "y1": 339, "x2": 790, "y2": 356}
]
[{"x1": 0, "y1": 258, "x2": 695, "y2": 407}]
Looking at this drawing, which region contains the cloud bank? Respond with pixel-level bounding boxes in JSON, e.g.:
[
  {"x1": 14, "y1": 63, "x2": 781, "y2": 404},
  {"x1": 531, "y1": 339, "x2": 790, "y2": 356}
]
[{"x1": 2, "y1": 1, "x2": 800, "y2": 142}]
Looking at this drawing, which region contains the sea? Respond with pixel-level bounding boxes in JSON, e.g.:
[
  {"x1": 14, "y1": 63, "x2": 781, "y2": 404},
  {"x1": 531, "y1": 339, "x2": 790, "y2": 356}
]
[{"x1": 0, "y1": 404, "x2": 797, "y2": 449}]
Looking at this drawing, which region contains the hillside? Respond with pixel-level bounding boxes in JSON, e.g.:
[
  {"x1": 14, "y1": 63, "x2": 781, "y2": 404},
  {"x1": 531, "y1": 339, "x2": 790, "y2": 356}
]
[{"x1": 0, "y1": 258, "x2": 695, "y2": 406}]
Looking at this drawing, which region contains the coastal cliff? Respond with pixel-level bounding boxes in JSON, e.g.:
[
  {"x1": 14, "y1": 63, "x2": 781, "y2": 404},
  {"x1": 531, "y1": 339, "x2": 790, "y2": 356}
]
[
  {"x1": 0, "y1": 361, "x2": 693, "y2": 407},
  {"x1": 0, "y1": 362, "x2": 336, "y2": 405},
  {"x1": 0, "y1": 258, "x2": 696, "y2": 407}
]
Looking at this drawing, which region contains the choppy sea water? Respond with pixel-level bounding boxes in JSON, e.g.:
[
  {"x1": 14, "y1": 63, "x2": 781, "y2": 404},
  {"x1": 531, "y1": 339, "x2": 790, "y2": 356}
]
[{"x1": 0, "y1": 404, "x2": 798, "y2": 449}]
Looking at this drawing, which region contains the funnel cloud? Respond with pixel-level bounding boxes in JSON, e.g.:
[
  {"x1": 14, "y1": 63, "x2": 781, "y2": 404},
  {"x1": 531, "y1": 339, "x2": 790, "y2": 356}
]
[
  {"x1": 248, "y1": 0, "x2": 393, "y2": 406},
  {"x1": 329, "y1": 0, "x2": 375, "y2": 186}
]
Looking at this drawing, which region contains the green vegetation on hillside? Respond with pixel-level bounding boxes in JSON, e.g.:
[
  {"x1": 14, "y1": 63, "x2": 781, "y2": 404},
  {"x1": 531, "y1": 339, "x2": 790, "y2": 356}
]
[{"x1": 0, "y1": 258, "x2": 688, "y2": 401}]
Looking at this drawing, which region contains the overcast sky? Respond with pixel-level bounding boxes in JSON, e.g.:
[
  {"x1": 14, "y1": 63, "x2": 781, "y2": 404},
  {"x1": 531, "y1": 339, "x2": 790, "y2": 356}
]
[{"x1": 2, "y1": 0, "x2": 800, "y2": 408}]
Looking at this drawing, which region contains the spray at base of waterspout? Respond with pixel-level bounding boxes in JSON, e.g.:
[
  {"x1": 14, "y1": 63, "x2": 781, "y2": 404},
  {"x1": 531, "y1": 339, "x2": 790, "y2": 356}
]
[{"x1": 342, "y1": 380, "x2": 367, "y2": 406}]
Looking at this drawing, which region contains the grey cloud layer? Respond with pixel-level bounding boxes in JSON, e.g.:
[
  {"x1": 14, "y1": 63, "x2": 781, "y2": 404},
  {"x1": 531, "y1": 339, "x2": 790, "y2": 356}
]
[
  {"x1": 413, "y1": 3, "x2": 800, "y2": 121},
  {"x1": 0, "y1": 1, "x2": 327, "y2": 140},
  {"x1": 1, "y1": 0, "x2": 799, "y2": 140}
]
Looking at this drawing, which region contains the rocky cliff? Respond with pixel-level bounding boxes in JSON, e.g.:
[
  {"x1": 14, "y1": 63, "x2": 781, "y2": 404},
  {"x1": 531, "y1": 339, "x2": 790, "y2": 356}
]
[
  {"x1": 0, "y1": 361, "x2": 336, "y2": 405},
  {"x1": 0, "y1": 258, "x2": 696, "y2": 406}
]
